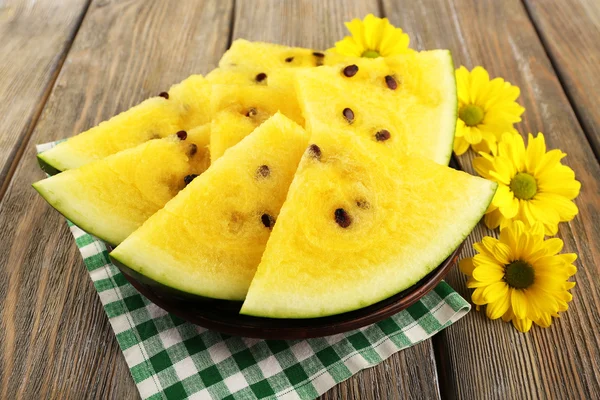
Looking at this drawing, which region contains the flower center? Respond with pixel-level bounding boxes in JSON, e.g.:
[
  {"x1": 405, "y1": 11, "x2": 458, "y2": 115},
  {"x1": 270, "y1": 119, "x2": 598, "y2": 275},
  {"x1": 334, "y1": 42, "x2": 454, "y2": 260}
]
[
  {"x1": 504, "y1": 260, "x2": 535, "y2": 289},
  {"x1": 458, "y1": 104, "x2": 484, "y2": 127},
  {"x1": 510, "y1": 172, "x2": 537, "y2": 200},
  {"x1": 361, "y1": 49, "x2": 381, "y2": 58}
]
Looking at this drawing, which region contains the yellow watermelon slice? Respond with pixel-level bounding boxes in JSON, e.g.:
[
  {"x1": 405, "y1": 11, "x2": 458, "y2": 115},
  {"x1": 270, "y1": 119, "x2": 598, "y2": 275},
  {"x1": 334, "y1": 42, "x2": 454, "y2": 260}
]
[
  {"x1": 33, "y1": 125, "x2": 210, "y2": 245},
  {"x1": 295, "y1": 51, "x2": 457, "y2": 165},
  {"x1": 110, "y1": 113, "x2": 309, "y2": 300},
  {"x1": 241, "y1": 128, "x2": 496, "y2": 318},
  {"x1": 37, "y1": 75, "x2": 211, "y2": 174}
]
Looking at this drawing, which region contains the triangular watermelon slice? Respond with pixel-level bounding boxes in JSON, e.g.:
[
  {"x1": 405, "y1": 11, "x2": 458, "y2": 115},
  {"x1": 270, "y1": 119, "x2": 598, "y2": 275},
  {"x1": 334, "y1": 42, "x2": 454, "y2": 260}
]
[
  {"x1": 33, "y1": 125, "x2": 210, "y2": 245},
  {"x1": 241, "y1": 128, "x2": 496, "y2": 318},
  {"x1": 37, "y1": 75, "x2": 211, "y2": 174},
  {"x1": 295, "y1": 51, "x2": 457, "y2": 165},
  {"x1": 110, "y1": 113, "x2": 309, "y2": 300}
]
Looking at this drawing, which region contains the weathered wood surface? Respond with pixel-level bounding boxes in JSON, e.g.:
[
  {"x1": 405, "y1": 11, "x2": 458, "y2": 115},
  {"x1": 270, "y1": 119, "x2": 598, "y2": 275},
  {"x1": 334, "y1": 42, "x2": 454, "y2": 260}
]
[
  {"x1": 1, "y1": 0, "x2": 600, "y2": 399},
  {"x1": 383, "y1": 0, "x2": 600, "y2": 398},
  {"x1": 0, "y1": 0, "x2": 90, "y2": 199},
  {"x1": 230, "y1": 1, "x2": 441, "y2": 397},
  {"x1": 524, "y1": 0, "x2": 600, "y2": 160},
  {"x1": 0, "y1": 0, "x2": 232, "y2": 398}
]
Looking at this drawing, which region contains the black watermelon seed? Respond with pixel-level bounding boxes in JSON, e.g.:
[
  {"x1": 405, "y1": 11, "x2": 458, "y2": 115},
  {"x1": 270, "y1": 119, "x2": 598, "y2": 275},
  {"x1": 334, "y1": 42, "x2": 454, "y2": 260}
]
[
  {"x1": 184, "y1": 174, "x2": 198, "y2": 185},
  {"x1": 158, "y1": 92, "x2": 169, "y2": 99},
  {"x1": 256, "y1": 165, "x2": 270, "y2": 178},
  {"x1": 343, "y1": 65, "x2": 359, "y2": 77},
  {"x1": 261, "y1": 213, "x2": 275, "y2": 229},
  {"x1": 375, "y1": 130, "x2": 391, "y2": 141},
  {"x1": 385, "y1": 75, "x2": 398, "y2": 90},
  {"x1": 285, "y1": 57, "x2": 294, "y2": 63},
  {"x1": 188, "y1": 144, "x2": 197, "y2": 156},
  {"x1": 356, "y1": 199, "x2": 370, "y2": 209},
  {"x1": 307, "y1": 144, "x2": 322, "y2": 159},
  {"x1": 334, "y1": 208, "x2": 352, "y2": 228},
  {"x1": 313, "y1": 51, "x2": 325, "y2": 58},
  {"x1": 176, "y1": 130, "x2": 187, "y2": 140},
  {"x1": 342, "y1": 108, "x2": 355, "y2": 123},
  {"x1": 246, "y1": 108, "x2": 258, "y2": 117},
  {"x1": 255, "y1": 73, "x2": 267, "y2": 82}
]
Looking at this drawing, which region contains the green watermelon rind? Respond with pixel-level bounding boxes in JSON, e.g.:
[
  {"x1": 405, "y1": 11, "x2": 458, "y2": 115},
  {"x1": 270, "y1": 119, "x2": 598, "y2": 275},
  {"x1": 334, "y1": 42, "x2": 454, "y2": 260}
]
[
  {"x1": 32, "y1": 180, "x2": 123, "y2": 246},
  {"x1": 37, "y1": 153, "x2": 62, "y2": 176},
  {"x1": 433, "y1": 49, "x2": 458, "y2": 166}
]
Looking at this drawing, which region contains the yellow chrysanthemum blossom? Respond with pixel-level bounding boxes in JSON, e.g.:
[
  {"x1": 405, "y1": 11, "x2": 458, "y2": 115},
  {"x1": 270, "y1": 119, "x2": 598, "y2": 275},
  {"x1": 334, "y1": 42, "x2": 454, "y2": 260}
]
[
  {"x1": 473, "y1": 131, "x2": 581, "y2": 236},
  {"x1": 454, "y1": 66, "x2": 525, "y2": 155},
  {"x1": 460, "y1": 220, "x2": 577, "y2": 332},
  {"x1": 331, "y1": 14, "x2": 412, "y2": 58}
]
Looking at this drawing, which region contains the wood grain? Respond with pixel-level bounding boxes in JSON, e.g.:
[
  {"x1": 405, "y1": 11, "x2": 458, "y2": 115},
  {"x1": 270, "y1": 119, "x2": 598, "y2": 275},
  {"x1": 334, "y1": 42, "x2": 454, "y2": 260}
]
[
  {"x1": 0, "y1": 0, "x2": 90, "y2": 200},
  {"x1": 524, "y1": 0, "x2": 600, "y2": 160},
  {"x1": 0, "y1": 0, "x2": 233, "y2": 398},
  {"x1": 232, "y1": 1, "x2": 441, "y2": 399},
  {"x1": 383, "y1": 0, "x2": 600, "y2": 398}
]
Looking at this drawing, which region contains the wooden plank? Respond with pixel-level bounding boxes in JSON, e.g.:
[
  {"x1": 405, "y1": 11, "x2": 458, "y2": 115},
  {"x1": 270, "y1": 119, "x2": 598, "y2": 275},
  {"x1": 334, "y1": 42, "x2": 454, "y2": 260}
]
[
  {"x1": 0, "y1": 0, "x2": 233, "y2": 398},
  {"x1": 524, "y1": 0, "x2": 600, "y2": 159},
  {"x1": 383, "y1": 0, "x2": 600, "y2": 398},
  {"x1": 232, "y1": 1, "x2": 442, "y2": 399},
  {"x1": 0, "y1": 0, "x2": 90, "y2": 199}
]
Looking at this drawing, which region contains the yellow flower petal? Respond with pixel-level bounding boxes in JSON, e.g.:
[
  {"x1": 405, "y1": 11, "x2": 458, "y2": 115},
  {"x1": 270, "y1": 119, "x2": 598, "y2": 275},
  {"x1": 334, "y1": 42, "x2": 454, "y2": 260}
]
[
  {"x1": 463, "y1": 126, "x2": 483, "y2": 145},
  {"x1": 470, "y1": 67, "x2": 491, "y2": 104},
  {"x1": 482, "y1": 281, "x2": 509, "y2": 304},
  {"x1": 498, "y1": 132, "x2": 526, "y2": 171},
  {"x1": 536, "y1": 165, "x2": 581, "y2": 199},
  {"x1": 484, "y1": 208, "x2": 504, "y2": 230},
  {"x1": 486, "y1": 292, "x2": 511, "y2": 320},
  {"x1": 535, "y1": 149, "x2": 567, "y2": 176},
  {"x1": 525, "y1": 132, "x2": 546, "y2": 172},
  {"x1": 534, "y1": 313, "x2": 552, "y2": 328},
  {"x1": 534, "y1": 192, "x2": 579, "y2": 222},
  {"x1": 493, "y1": 241, "x2": 513, "y2": 264},
  {"x1": 512, "y1": 316, "x2": 533, "y2": 332},
  {"x1": 453, "y1": 135, "x2": 471, "y2": 155},
  {"x1": 473, "y1": 153, "x2": 496, "y2": 179},
  {"x1": 472, "y1": 263, "x2": 505, "y2": 283},
  {"x1": 499, "y1": 195, "x2": 519, "y2": 219},
  {"x1": 520, "y1": 199, "x2": 558, "y2": 235},
  {"x1": 511, "y1": 289, "x2": 529, "y2": 319},
  {"x1": 543, "y1": 237, "x2": 564, "y2": 256},
  {"x1": 459, "y1": 257, "x2": 475, "y2": 276}
]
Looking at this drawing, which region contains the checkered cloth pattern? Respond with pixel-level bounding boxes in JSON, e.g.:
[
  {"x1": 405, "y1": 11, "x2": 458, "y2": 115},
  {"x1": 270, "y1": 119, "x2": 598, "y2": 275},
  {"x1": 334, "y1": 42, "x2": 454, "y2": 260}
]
[{"x1": 37, "y1": 142, "x2": 470, "y2": 400}]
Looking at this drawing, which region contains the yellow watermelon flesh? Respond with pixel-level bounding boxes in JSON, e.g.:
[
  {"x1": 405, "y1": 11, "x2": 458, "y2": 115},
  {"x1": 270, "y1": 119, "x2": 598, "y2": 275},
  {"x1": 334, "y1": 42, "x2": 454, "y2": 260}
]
[
  {"x1": 295, "y1": 51, "x2": 457, "y2": 165},
  {"x1": 219, "y1": 39, "x2": 347, "y2": 70},
  {"x1": 33, "y1": 125, "x2": 210, "y2": 245},
  {"x1": 241, "y1": 128, "x2": 496, "y2": 318},
  {"x1": 110, "y1": 113, "x2": 309, "y2": 300},
  {"x1": 37, "y1": 75, "x2": 211, "y2": 174},
  {"x1": 209, "y1": 84, "x2": 304, "y2": 161}
]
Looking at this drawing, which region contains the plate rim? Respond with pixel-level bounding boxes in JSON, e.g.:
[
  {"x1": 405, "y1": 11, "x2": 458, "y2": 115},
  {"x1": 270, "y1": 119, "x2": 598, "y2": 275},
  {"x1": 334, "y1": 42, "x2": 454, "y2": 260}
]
[{"x1": 118, "y1": 241, "x2": 464, "y2": 339}]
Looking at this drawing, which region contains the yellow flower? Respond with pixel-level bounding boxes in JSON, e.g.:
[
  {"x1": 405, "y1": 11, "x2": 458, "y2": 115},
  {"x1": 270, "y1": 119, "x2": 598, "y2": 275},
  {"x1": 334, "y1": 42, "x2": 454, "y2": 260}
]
[
  {"x1": 473, "y1": 131, "x2": 581, "y2": 236},
  {"x1": 460, "y1": 221, "x2": 577, "y2": 332},
  {"x1": 454, "y1": 66, "x2": 525, "y2": 155},
  {"x1": 331, "y1": 14, "x2": 412, "y2": 58}
]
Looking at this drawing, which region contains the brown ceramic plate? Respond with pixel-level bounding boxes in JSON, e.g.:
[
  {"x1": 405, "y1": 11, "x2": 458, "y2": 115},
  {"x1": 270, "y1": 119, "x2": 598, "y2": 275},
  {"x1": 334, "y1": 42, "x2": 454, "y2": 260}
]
[{"x1": 116, "y1": 241, "x2": 463, "y2": 340}]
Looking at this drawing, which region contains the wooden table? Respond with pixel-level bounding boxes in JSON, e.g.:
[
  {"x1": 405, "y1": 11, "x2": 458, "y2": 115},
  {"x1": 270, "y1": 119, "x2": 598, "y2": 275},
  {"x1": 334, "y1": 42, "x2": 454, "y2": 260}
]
[{"x1": 1, "y1": 0, "x2": 598, "y2": 398}]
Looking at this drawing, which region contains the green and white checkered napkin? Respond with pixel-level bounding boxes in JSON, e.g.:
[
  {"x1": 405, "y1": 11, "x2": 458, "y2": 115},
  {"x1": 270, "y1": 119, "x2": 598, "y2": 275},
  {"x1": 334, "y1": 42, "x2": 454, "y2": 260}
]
[{"x1": 37, "y1": 142, "x2": 470, "y2": 400}]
